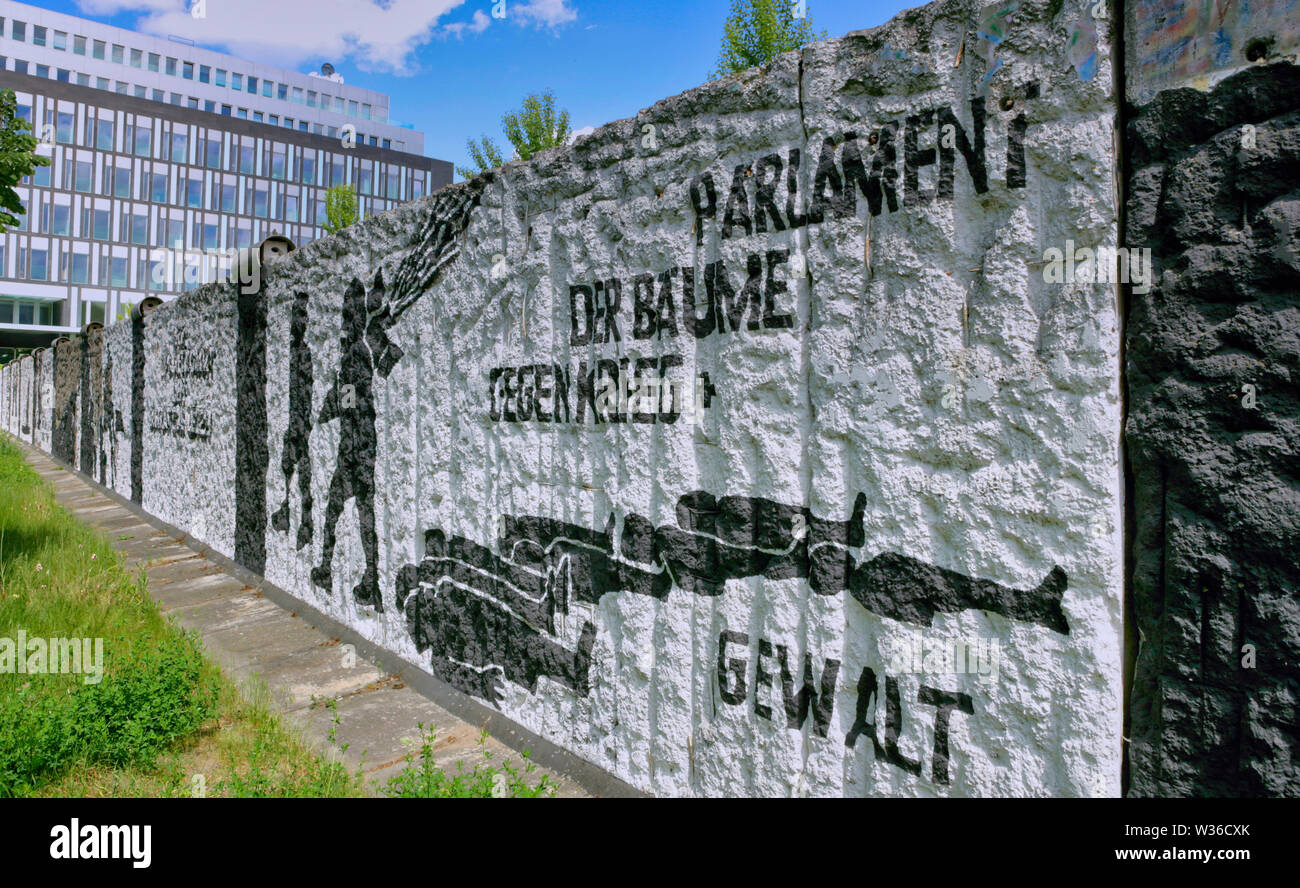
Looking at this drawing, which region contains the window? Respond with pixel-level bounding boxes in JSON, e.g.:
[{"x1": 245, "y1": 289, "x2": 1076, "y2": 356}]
[
  {"x1": 115, "y1": 82, "x2": 127, "y2": 95},
  {"x1": 135, "y1": 123, "x2": 152, "y2": 156},
  {"x1": 71, "y1": 253, "x2": 90, "y2": 284},
  {"x1": 57, "y1": 69, "x2": 70, "y2": 83},
  {"x1": 131, "y1": 213, "x2": 148, "y2": 245},
  {"x1": 51, "y1": 204, "x2": 70, "y2": 235},
  {"x1": 239, "y1": 145, "x2": 254, "y2": 174},
  {"x1": 134, "y1": 85, "x2": 146, "y2": 98},
  {"x1": 254, "y1": 186, "x2": 268, "y2": 217},
  {"x1": 252, "y1": 111, "x2": 263, "y2": 122},
  {"x1": 165, "y1": 56, "x2": 177, "y2": 75},
  {"x1": 271, "y1": 149, "x2": 285, "y2": 180},
  {"x1": 215, "y1": 69, "x2": 226, "y2": 87},
  {"x1": 29, "y1": 248, "x2": 48, "y2": 280},
  {"x1": 170, "y1": 93, "x2": 182, "y2": 105},
  {"x1": 262, "y1": 80, "x2": 273, "y2": 97},
  {"x1": 220, "y1": 183, "x2": 235, "y2": 213},
  {"x1": 92, "y1": 208, "x2": 110, "y2": 240},
  {"x1": 110, "y1": 256, "x2": 127, "y2": 286},
  {"x1": 187, "y1": 97, "x2": 198, "y2": 109},
  {"x1": 111, "y1": 44, "x2": 124, "y2": 64},
  {"x1": 362, "y1": 103, "x2": 371, "y2": 120},
  {"x1": 205, "y1": 137, "x2": 221, "y2": 168},
  {"x1": 300, "y1": 155, "x2": 315, "y2": 184},
  {"x1": 148, "y1": 52, "x2": 159, "y2": 72},
  {"x1": 171, "y1": 130, "x2": 188, "y2": 163},
  {"x1": 73, "y1": 35, "x2": 86, "y2": 55},
  {"x1": 269, "y1": 114, "x2": 278, "y2": 126},
  {"x1": 284, "y1": 194, "x2": 298, "y2": 222},
  {"x1": 292, "y1": 87, "x2": 303, "y2": 104},
  {"x1": 74, "y1": 161, "x2": 92, "y2": 193},
  {"x1": 53, "y1": 31, "x2": 66, "y2": 50},
  {"x1": 0, "y1": 303, "x2": 10, "y2": 324},
  {"x1": 18, "y1": 303, "x2": 33, "y2": 323},
  {"x1": 300, "y1": 121, "x2": 309, "y2": 132},
  {"x1": 182, "y1": 61, "x2": 193, "y2": 79},
  {"x1": 232, "y1": 73, "x2": 243, "y2": 90},
  {"x1": 237, "y1": 108, "x2": 248, "y2": 119},
  {"x1": 114, "y1": 167, "x2": 132, "y2": 199},
  {"x1": 56, "y1": 112, "x2": 73, "y2": 144},
  {"x1": 199, "y1": 65, "x2": 210, "y2": 83},
  {"x1": 277, "y1": 83, "x2": 288, "y2": 100},
  {"x1": 186, "y1": 176, "x2": 202, "y2": 208},
  {"x1": 152, "y1": 89, "x2": 164, "y2": 101},
  {"x1": 11, "y1": 21, "x2": 24, "y2": 42},
  {"x1": 77, "y1": 74, "x2": 90, "y2": 86},
  {"x1": 32, "y1": 164, "x2": 51, "y2": 188},
  {"x1": 152, "y1": 172, "x2": 167, "y2": 202},
  {"x1": 247, "y1": 76, "x2": 257, "y2": 93},
  {"x1": 13, "y1": 61, "x2": 27, "y2": 76},
  {"x1": 96, "y1": 77, "x2": 109, "y2": 90},
  {"x1": 221, "y1": 104, "x2": 231, "y2": 116},
  {"x1": 167, "y1": 218, "x2": 184, "y2": 248},
  {"x1": 93, "y1": 40, "x2": 106, "y2": 59},
  {"x1": 35, "y1": 64, "x2": 48, "y2": 78},
  {"x1": 32, "y1": 25, "x2": 45, "y2": 47},
  {"x1": 131, "y1": 48, "x2": 142, "y2": 68},
  {"x1": 306, "y1": 91, "x2": 316, "y2": 107},
  {"x1": 96, "y1": 118, "x2": 114, "y2": 151},
  {"x1": 357, "y1": 164, "x2": 371, "y2": 195}
]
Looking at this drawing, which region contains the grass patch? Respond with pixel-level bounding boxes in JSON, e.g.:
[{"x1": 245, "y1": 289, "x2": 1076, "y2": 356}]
[
  {"x1": 0, "y1": 433, "x2": 556, "y2": 798},
  {"x1": 0, "y1": 432, "x2": 363, "y2": 798},
  {"x1": 383, "y1": 724, "x2": 557, "y2": 798}
]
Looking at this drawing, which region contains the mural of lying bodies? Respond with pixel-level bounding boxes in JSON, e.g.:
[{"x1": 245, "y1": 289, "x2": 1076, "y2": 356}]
[{"x1": 394, "y1": 490, "x2": 1070, "y2": 704}]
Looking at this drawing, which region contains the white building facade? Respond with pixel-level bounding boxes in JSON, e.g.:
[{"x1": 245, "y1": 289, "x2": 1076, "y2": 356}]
[{"x1": 0, "y1": 0, "x2": 450, "y2": 351}]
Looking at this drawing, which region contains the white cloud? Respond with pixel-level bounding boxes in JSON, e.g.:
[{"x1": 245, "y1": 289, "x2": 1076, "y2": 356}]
[
  {"x1": 75, "y1": 0, "x2": 471, "y2": 75},
  {"x1": 442, "y1": 9, "x2": 491, "y2": 39},
  {"x1": 567, "y1": 124, "x2": 595, "y2": 144},
  {"x1": 511, "y1": 0, "x2": 578, "y2": 29}
]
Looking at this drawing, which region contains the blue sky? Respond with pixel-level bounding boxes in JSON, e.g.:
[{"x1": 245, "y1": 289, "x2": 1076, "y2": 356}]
[{"x1": 30, "y1": 1, "x2": 915, "y2": 175}]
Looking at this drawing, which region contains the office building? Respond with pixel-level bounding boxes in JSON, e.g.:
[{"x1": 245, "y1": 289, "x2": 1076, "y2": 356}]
[{"x1": 0, "y1": 0, "x2": 452, "y2": 352}]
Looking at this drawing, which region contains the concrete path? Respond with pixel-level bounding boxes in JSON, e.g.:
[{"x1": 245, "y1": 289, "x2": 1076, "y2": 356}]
[{"x1": 17, "y1": 445, "x2": 623, "y2": 797}]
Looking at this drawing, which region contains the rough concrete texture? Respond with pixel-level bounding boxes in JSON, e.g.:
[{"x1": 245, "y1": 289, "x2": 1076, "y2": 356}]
[
  {"x1": 1123, "y1": 62, "x2": 1300, "y2": 796},
  {"x1": 2, "y1": 0, "x2": 1127, "y2": 796}
]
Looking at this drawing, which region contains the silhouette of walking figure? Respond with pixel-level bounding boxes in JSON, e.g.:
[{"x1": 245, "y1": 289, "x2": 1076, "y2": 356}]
[
  {"x1": 271, "y1": 290, "x2": 315, "y2": 550},
  {"x1": 310, "y1": 271, "x2": 402, "y2": 610},
  {"x1": 309, "y1": 177, "x2": 488, "y2": 611}
]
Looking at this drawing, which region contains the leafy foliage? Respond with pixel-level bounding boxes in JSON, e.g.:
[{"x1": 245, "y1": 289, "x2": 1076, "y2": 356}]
[
  {"x1": 0, "y1": 88, "x2": 50, "y2": 232},
  {"x1": 383, "y1": 724, "x2": 556, "y2": 798},
  {"x1": 714, "y1": 0, "x2": 828, "y2": 77},
  {"x1": 323, "y1": 183, "x2": 359, "y2": 234},
  {"x1": 457, "y1": 90, "x2": 572, "y2": 179}
]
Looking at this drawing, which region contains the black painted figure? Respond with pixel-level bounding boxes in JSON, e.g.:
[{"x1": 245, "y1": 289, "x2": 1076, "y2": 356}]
[
  {"x1": 310, "y1": 271, "x2": 402, "y2": 610},
  {"x1": 271, "y1": 291, "x2": 314, "y2": 550},
  {"x1": 395, "y1": 491, "x2": 1070, "y2": 704},
  {"x1": 307, "y1": 178, "x2": 488, "y2": 611}
]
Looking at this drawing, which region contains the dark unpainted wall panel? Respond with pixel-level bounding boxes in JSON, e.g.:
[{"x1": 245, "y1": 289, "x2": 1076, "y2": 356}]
[{"x1": 1125, "y1": 63, "x2": 1300, "y2": 797}]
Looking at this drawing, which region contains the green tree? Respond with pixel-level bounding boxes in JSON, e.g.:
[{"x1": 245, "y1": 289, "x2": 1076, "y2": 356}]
[
  {"x1": 322, "y1": 184, "x2": 358, "y2": 234},
  {"x1": 0, "y1": 88, "x2": 50, "y2": 232},
  {"x1": 456, "y1": 90, "x2": 572, "y2": 179},
  {"x1": 456, "y1": 136, "x2": 505, "y2": 181},
  {"x1": 714, "y1": 0, "x2": 827, "y2": 77}
]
